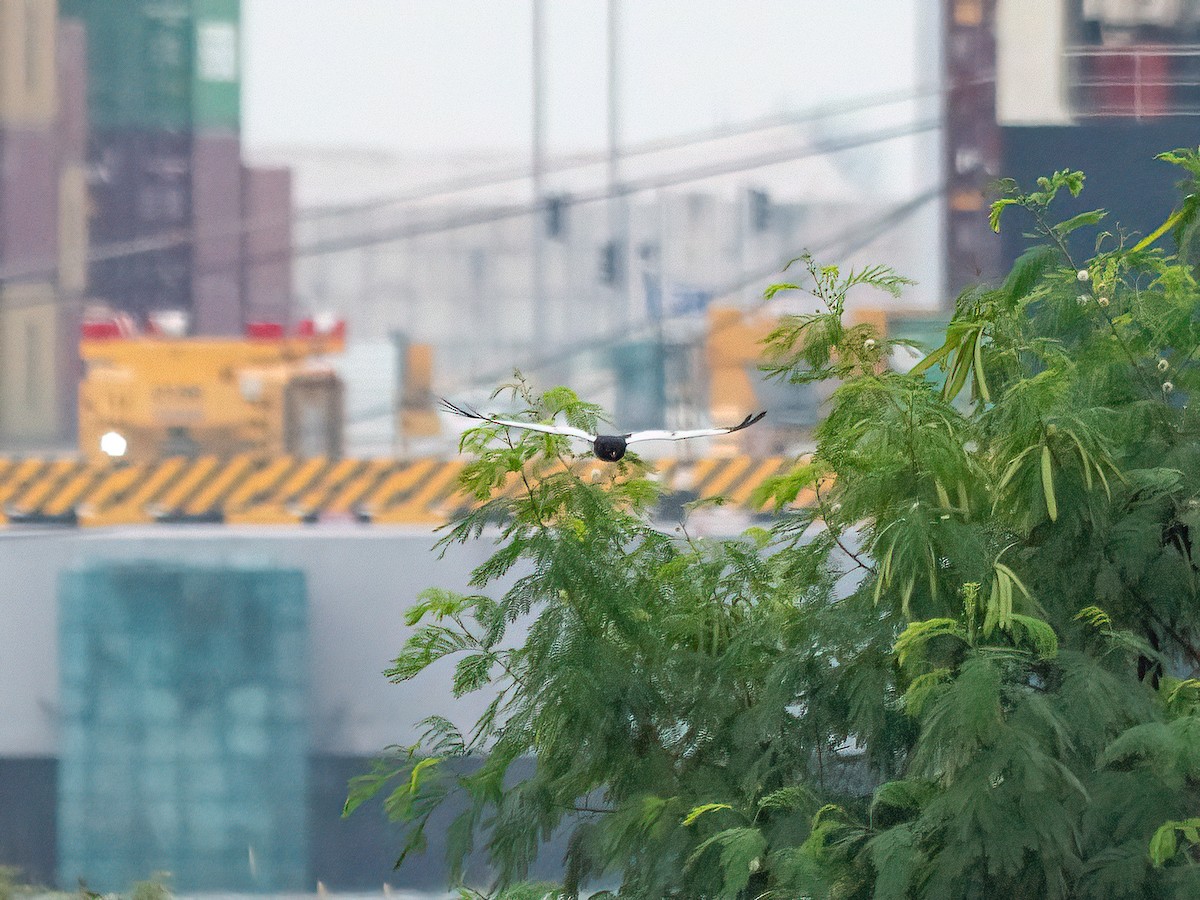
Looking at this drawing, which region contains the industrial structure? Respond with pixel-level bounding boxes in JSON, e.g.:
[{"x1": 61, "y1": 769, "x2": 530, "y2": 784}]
[
  {"x1": 0, "y1": 1, "x2": 87, "y2": 445},
  {"x1": 78, "y1": 312, "x2": 346, "y2": 463},
  {"x1": 943, "y1": 0, "x2": 1200, "y2": 295},
  {"x1": 0, "y1": 0, "x2": 294, "y2": 449},
  {"x1": 60, "y1": 0, "x2": 292, "y2": 335},
  {"x1": 13, "y1": 0, "x2": 1200, "y2": 892},
  {"x1": 279, "y1": 113, "x2": 945, "y2": 441}
]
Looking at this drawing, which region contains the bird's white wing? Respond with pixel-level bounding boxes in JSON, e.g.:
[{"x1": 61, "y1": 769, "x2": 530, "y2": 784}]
[
  {"x1": 625, "y1": 411, "x2": 766, "y2": 444},
  {"x1": 440, "y1": 398, "x2": 596, "y2": 441}
]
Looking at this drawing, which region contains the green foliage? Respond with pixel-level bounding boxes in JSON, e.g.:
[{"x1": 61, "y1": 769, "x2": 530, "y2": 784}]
[
  {"x1": 353, "y1": 161, "x2": 1200, "y2": 897},
  {"x1": 760, "y1": 253, "x2": 914, "y2": 386},
  {"x1": 129, "y1": 875, "x2": 172, "y2": 900},
  {"x1": 0, "y1": 869, "x2": 33, "y2": 900}
]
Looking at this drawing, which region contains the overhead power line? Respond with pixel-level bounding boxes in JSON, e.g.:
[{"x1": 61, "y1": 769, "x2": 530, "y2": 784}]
[
  {"x1": 0, "y1": 115, "x2": 939, "y2": 306},
  {"x1": 281, "y1": 118, "x2": 939, "y2": 262},
  {"x1": 0, "y1": 77, "x2": 970, "y2": 289},
  {"x1": 294, "y1": 81, "x2": 957, "y2": 221},
  {"x1": 345, "y1": 182, "x2": 946, "y2": 425}
]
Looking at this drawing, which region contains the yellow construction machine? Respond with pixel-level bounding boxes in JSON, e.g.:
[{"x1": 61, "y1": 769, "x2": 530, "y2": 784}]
[{"x1": 78, "y1": 313, "x2": 346, "y2": 463}]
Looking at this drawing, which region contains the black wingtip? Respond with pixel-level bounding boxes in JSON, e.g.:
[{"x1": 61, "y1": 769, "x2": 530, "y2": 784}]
[
  {"x1": 439, "y1": 397, "x2": 484, "y2": 420},
  {"x1": 728, "y1": 410, "x2": 768, "y2": 432}
]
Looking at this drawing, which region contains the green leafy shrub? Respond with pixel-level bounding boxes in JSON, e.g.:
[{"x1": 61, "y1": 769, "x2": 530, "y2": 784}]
[{"x1": 352, "y1": 149, "x2": 1200, "y2": 898}]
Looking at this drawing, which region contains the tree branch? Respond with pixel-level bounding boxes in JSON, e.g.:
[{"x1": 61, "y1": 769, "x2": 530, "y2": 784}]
[{"x1": 814, "y1": 480, "x2": 875, "y2": 574}]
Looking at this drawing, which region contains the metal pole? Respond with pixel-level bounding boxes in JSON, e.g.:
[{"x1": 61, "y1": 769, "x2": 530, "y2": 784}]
[
  {"x1": 607, "y1": 0, "x2": 628, "y2": 333},
  {"x1": 531, "y1": 0, "x2": 547, "y2": 351}
]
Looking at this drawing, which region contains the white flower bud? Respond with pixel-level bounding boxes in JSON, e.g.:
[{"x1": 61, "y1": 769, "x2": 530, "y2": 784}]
[
  {"x1": 1077, "y1": 269, "x2": 1090, "y2": 282},
  {"x1": 1077, "y1": 295, "x2": 1090, "y2": 307},
  {"x1": 1158, "y1": 358, "x2": 1170, "y2": 373},
  {"x1": 863, "y1": 338, "x2": 877, "y2": 351},
  {"x1": 1097, "y1": 296, "x2": 1110, "y2": 307},
  {"x1": 1163, "y1": 381, "x2": 1175, "y2": 394}
]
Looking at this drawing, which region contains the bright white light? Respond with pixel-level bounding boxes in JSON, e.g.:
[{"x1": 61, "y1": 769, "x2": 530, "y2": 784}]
[
  {"x1": 99, "y1": 431, "x2": 128, "y2": 458},
  {"x1": 149, "y1": 309, "x2": 189, "y2": 337}
]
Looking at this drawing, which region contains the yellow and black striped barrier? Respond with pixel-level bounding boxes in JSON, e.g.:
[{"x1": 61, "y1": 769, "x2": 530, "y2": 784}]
[{"x1": 0, "y1": 455, "x2": 812, "y2": 527}]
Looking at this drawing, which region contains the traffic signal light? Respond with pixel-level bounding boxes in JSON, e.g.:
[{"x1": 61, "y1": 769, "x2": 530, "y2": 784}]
[
  {"x1": 599, "y1": 240, "x2": 623, "y2": 285},
  {"x1": 544, "y1": 193, "x2": 569, "y2": 238},
  {"x1": 748, "y1": 189, "x2": 771, "y2": 232}
]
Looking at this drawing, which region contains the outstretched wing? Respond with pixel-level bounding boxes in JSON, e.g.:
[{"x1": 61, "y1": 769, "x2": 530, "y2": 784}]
[
  {"x1": 439, "y1": 398, "x2": 596, "y2": 442},
  {"x1": 625, "y1": 411, "x2": 766, "y2": 444}
]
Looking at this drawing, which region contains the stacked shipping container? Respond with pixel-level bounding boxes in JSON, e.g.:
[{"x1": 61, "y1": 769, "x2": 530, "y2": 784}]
[
  {"x1": 0, "y1": 0, "x2": 87, "y2": 444},
  {"x1": 60, "y1": 0, "x2": 291, "y2": 336}
]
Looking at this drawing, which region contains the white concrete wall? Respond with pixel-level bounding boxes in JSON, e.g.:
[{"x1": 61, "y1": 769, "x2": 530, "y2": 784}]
[
  {"x1": 997, "y1": 0, "x2": 1075, "y2": 125},
  {"x1": 0, "y1": 525, "x2": 508, "y2": 757}
]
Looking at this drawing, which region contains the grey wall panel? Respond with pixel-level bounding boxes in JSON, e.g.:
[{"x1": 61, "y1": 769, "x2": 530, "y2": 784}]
[
  {"x1": 241, "y1": 165, "x2": 292, "y2": 325},
  {"x1": 0, "y1": 756, "x2": 56, "y2": 885},
  {"x1": 0, "y1": 526, "x2": 506, "y2": 757},
  {"x1": 999, "y1": 120, "x2": 1197, "y2": 272},
  {"x1": 191, "y1": 133, "x2": 243, "y2": 334},
  {"x1": 0, "y1": 127, "x2": 58, "y2": 274}
]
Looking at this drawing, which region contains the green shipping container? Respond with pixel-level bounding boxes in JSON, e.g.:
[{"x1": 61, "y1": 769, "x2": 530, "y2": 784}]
[
  {"x1": 191, "y1": 0, "x2": 241, "y2": 131},
  {"x1": 60, "y1": 0, "x2": 240, "y2": 131}
]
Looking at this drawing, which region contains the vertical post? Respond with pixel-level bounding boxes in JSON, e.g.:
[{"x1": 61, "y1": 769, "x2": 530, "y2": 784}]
[
  {"x1": 391, "y1": 330, "x2": 409, "y2": 458},
  {"x1": 656, "y1": 191, "x2": 674, "y2": 433},
  {"x1": 607, "y1": 0, "x2": 628, "y2": 333},
  {"x1": 531, "y1": 0, "x2": 547, "y2": 352},
  {"x1": 737, "y1": 187, "x2": 749, "y2": 306},
  {"x1": 1134, "y1": 52, "x2": 1141, "y2": 120}
]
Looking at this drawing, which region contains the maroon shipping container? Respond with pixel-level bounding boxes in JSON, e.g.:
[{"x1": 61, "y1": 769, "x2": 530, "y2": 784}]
[
  {"x1": 1085, "y1": 49, "x2": 1172, "y2": 118},
  {"x1": 56, "y1": 19, "x2": 89, "y2": 439},
  {"x1": 86, "y1": 129, "x2": 194, "y2": 318},
  {"x1": 241, "y1": 165, "x2": 292, "y2": 325},
  {"x1": 0, "y1": 127, "x2": 59, "y2": 280},
  {"x1": 191, "y1": 132, "x2": 243, "y2": 335},
  {"x1": 56, "y1": 19, "x2": 89, "y2": 168}
]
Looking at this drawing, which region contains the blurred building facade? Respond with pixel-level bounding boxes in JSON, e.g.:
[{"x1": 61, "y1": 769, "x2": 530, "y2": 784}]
[
  {"x1": 58, "y1": 562, "x2": 309, "y2": 891},
  {"x1": 0, "y1": 1, "x2": 296, "y2": 449},
  {"x1": 59, "y1": 0, "x2": 293, "y2": 335},
  {"x1": 0, "y1": 1, "x2": 87, "y2": 445},
  {"x1": 0, "y1": 527, "x2": 574, "y2": 893},
  {"x1": 944, "y1": 0, "x2": 1200, "y2": 293},
  {"x1": 263, "y1": 132, "x2": 944, "y2": 447}
]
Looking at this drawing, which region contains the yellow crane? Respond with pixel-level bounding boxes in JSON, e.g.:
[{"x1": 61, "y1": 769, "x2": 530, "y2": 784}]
[{"x1": 78, "y1": 314, "x2": 346, "y2": 463}]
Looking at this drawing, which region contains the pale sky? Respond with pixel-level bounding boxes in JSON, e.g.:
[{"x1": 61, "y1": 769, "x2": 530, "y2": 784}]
[{"x1": 241, "y1": 0, "x2": 936, "y2": 154}]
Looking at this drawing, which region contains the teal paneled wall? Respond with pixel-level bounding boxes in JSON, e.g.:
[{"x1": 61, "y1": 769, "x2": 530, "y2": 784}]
[{"x1": 57, "y1": 563, "x2": 307, "y2": 891}]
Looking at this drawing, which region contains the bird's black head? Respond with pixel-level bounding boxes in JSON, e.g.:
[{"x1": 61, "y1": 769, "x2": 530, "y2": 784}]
[{"x1": 593, "y1": 434, "x2": 627, "y2": 461}]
